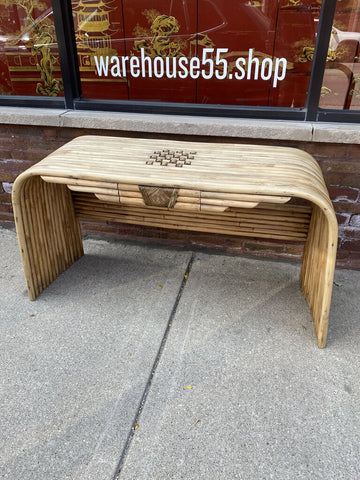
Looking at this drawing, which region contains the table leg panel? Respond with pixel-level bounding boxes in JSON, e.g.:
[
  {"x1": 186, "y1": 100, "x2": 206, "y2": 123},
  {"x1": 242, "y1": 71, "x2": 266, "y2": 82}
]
[
  {"x1": 300, "y1": 204, "x2": 337, "y2": 347},
  {"x1": 13, "y1": 176, "x2": 83, "y2": 300}
]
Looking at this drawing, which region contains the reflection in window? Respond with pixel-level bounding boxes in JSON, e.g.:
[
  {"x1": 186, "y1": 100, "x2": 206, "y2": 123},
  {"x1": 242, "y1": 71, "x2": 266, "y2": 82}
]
[
  {"x1": 0, "y1": 0, "x2": 63, "y2": 96},
  {"x1": 320, "y1": 0, "x2": 360, "y2": 110},
  {"x1": 72, "y1": 0, "x2": 323, "y2": 107}
]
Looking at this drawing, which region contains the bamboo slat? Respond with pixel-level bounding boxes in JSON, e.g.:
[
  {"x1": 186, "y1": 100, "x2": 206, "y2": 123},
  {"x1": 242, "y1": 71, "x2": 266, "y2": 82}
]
[
  {"x1": 12, "y1": 176, "x2": 83, "y2": 300},
  {"x1": 73, "y1": 192, "x2": 310, "y2": 241},
  {"x1": 12, "y1": 135, "x2": 338, "y2": 347}
]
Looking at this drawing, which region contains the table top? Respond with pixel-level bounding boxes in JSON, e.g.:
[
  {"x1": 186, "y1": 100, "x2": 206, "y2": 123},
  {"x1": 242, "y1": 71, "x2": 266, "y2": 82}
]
[{"x1": 23, "y1": 135, "x2": 332, "y2": 211}]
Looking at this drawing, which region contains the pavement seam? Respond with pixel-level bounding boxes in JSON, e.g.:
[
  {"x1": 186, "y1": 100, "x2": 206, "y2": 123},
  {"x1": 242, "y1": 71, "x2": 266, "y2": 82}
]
[{"x1": 112, "y1": 252, "x2": 195, "y2": 479}]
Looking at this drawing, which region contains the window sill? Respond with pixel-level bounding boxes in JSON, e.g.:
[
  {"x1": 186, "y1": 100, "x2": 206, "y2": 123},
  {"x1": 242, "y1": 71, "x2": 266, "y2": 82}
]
[{"x1": 1, "y1": 106, "x2": 359, "y2": 144}]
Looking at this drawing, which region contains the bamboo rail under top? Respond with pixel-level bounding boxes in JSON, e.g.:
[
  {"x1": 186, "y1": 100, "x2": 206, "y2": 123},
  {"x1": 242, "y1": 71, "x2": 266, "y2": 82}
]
[{"x1": 12, "y1": 135, "x2": 338, "y2": 347}]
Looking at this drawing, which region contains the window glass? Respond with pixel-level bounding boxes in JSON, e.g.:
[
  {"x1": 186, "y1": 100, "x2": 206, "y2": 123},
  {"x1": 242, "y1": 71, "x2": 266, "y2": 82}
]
[
  {"x1": 320, "y1": 0, "x2": 360, "y2": 110},
  {"x1": 73, "y1": 0, "x2": 323, "y2": 107},
  {"x1": 0, "y1": 0, "x2": 63, "y2": 96}
]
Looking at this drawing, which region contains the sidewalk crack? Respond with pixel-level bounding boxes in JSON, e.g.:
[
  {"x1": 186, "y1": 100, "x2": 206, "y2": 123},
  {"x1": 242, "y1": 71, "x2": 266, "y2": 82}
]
[{"x1": 113, "y1": 252, "x2": 195, "y2": 479}]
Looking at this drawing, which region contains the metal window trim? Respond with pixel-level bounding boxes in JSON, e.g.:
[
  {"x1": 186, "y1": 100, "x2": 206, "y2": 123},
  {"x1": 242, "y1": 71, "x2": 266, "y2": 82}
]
[
  {"x1": 73, "y1": 98, "x2": 306, "y2": 120},
  {"x1": 305, "y1": 0, "x2": 338, "y2": 121},
  {"x1": 0, "y1": 95, "x2": 65, "y2": 109},
  {"x1": 51, "y1": 0, "x2": 81, "y2": 108},
  {"x1": 317, "y1": 109, "x2": 360, "y2": 123},
  {"x1": 1, "y1": 0, "x2": 359, "y2": 123}
]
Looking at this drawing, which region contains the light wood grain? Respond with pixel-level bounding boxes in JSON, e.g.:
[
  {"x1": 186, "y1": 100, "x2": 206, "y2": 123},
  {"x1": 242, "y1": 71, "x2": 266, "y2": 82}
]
[
  {"x1": 12, "y1": 135, "x2": 338, "y2": 347},
  {"x1": 74, "y1": 192, "x2": 311, "y2": 241}
]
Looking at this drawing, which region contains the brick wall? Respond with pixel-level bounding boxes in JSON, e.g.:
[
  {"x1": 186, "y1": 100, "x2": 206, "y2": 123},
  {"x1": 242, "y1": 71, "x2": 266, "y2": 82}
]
[{"x1": 1, "y1": 124, "x2": 359, "y2": 268}]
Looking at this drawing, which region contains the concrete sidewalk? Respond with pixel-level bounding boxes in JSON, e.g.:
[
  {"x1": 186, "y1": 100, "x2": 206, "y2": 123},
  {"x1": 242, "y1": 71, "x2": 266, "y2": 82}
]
[{"x1": 1, "y1": 226, "x2": 360, "y2": 480}]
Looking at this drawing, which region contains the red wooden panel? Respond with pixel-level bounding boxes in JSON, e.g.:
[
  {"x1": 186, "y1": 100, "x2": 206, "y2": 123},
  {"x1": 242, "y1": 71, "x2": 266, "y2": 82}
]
[
  {"x1": 349, "y1": 63, "x2": 360, "y2": 110},
  {"x1": 122, "y1": 0, "x2": 198, "y2": 102},
  {"x1": 321, "y1": 0, "x2": 360, "y2": 110},
  {"x1": 72, "y1": 0, "x2": 128, "y2": 100},
  {"x1": 269, "y1": 0, "x2": 322, "y2": 108},
  {"x1": 196, "y1": 0, "x2": 279, "y2": 106},
  {"x1": 0, "y1": 0, "x2": 63, "y2": 97}
]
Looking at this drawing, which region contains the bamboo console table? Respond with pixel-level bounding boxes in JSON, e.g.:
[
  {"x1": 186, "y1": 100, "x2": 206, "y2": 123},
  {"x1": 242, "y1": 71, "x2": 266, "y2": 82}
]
[{"x1": 12, "y1": 135, "x2": 338, "y2": 347}]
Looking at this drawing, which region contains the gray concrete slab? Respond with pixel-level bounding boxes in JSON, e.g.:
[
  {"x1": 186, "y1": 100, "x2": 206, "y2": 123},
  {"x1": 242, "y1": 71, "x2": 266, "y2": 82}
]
[
  {"x1": 0, "y1": 227, "x2": 192, "y2": 480},
  {"x1": 0, "y1": 107, "x2": 66, "y2": 126},
  {"x1": 60, "y1": 112, "x2": 314, "y2": 142},
  {"x1": 3, "y1": 106, "x2": 360, "y2": 144},
  {"x1": 312, "y1": 122, "x2": 360, "y2": 144},
  {"x1": 120, "y1": 253, "x2": 360, "y2": 480},
  {"x1": 2, "y1": 225, "x2": 360, "y2": 480}
]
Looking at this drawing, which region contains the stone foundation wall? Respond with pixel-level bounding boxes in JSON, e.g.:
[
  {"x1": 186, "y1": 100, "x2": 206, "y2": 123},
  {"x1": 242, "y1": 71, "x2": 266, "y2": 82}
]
[{"x1": 1, "y1": 121, "x2": 359, "y2": 268}]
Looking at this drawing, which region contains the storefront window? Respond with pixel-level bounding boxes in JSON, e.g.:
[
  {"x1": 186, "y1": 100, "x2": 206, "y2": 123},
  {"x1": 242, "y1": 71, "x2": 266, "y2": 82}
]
[
  {"x1": 71, "y1": 0, "x2": 324, "y2": 107},
  {"x1": 320, "y1": 0, "x2": 360, "y2": 110},
  {"x1": 0, "y1": 0, "x2": 63, "y2": 96}
]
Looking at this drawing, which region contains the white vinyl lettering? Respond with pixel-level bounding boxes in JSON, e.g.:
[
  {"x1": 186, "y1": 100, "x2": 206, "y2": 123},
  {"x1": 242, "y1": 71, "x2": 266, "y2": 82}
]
[
  {"x1": 201, "y1": 48, "x2": 214, "y2": 80},
  {"x1": 153, "y1": 57, "x2": 164, "y2": 78},
  {"x1": 140, "y1": 48, "x2": 152, "y2": 77},
  {"x1": 234, "y1": 57, "x2": 246, "y2": 80},
  {"x1": 94, "y1": 56, "x2": 109, "y2": 77},
  {"x1": 121, "y1": 56, "x2": 129, "y2": 77},
  {"x1": 260, "y1": 57, "x2": 273, "y2": 81},
  {"x1": 247, "y1": 48, "x2": 259, "y2": 80},
  {"x1": 273, "y1": 58, "x2": 287, "y2": 87},
  {"x1": 110, "y1": 56, "x2": 121, "y2": 77},
  {"x1": 93, "y1": 49, "x2": 288, "y2": 88},
  {"x1": 130, "y1": 56, "x2": 140, "y2": 78},
  {"x1": 165, "y1": 56, "x2": 177, "y2": 78},
  {"x1": 178, "y1": 56, "x2": 189, "y2": 79},
  {"x1": 215, "y1": 48, "x2": 228, "y2": 80},
  {"x1": 189, "y1": 57, "x2": 200, "y2": 79}
]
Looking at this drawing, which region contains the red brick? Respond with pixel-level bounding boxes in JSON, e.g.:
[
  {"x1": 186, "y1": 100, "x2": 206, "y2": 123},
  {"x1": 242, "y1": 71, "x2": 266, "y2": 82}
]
[
  {"x1": 42, "y1": 128, "x2": 58, "y2": 139},
  {"x1": 337, "y1": 257, "x2": 360, "y2": 269},
  {"x1": 0, "y1": 203, "x2": 12, "y2": 213},
  {"x1": 242, "y1": 239, "x2": 285, "y2": 253},
  {"x1": 80, "y1": 221, "x2": 119, "y2": 235},
  {"x1": 340, "y1": 238, "x2": 360, "y2": 251},
  {"x1": 0, "y1": 172, "x2": 14, "y2": 183},
  {"x1": 0, "y1": 213, "x2": 14, "y2": 222},
  {"x1": 0, "y1": 151, "x2": 14, "y2": 160},
  {"x1": 1, "y1": 158, "x2": 34, "y2": 176},
  {"x1": 340, "y1": 174, "x2": 360, "y2": 189},
  {"x1": 336, "y1": 213, "x2": 351, "y2": 225},
  {"x1": 333, "y1": 201, "x2": 360, "y2": 214},
  {"x1": 339, "y1": 226, "x2": 359, "y2": 238},
  {"x1": 350, "y1": 215, "x2": 360, "y2": 227},
  {"x1": 305, "y1": 143, "x2": 348, "y2": 159},
  {"x1": 0, "y1": 193, "x2": 11, "y2": 203},
  {"x1": 346, "y1": 145, "x2": 360, "y2": 160},
  {"x1": 339, "y1": 226, "x2": 360, "y2": 252},
  {"x1": 324, "y1": 173, "x2": 360, "y2": 189},
  {"x1": 321, "y1": 160, "x2": 360, "y2": 175},
  {"x1": 328, "y1": 185, "x2": 359, "y2": 202}
]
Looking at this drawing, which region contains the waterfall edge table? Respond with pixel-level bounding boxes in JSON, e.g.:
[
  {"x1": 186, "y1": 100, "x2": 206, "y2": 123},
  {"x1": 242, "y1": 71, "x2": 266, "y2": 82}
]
[{"x1": 12, "y1": 135, "x2": 338, "y2": 347}]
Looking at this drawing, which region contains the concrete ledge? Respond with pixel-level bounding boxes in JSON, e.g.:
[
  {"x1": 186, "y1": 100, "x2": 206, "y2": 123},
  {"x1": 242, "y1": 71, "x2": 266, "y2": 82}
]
[
  {"x1": 1, "y1": 106, "x2": 360, "y2": 144},
  {"x1": 312, "y1": 122, "x2": 360, "y2": 144},
  {"x1": 60, "y1": 111, "x2": 313, "y2": 142},
  {"x1": 0, "y1": 107, "x2": 64, "y2": 127}
]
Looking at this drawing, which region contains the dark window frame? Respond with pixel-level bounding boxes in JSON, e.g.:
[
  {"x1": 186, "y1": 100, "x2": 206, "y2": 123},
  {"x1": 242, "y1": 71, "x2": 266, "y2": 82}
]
[{"x1": 0, "y1": 0, "x2": 359, "y2": 123}]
